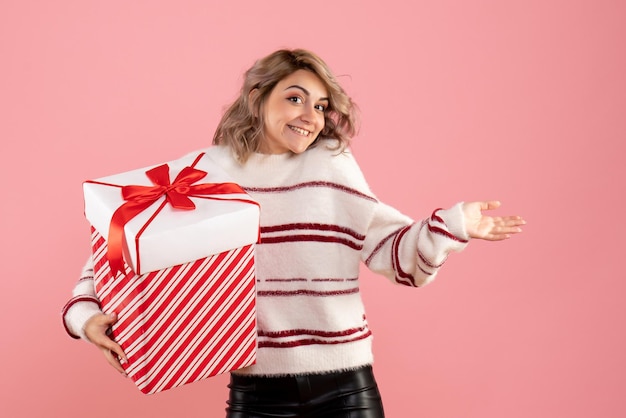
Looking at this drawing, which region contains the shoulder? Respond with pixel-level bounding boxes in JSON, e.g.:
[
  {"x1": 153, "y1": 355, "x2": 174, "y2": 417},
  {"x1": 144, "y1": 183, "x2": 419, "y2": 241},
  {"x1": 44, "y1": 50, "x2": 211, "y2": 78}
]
[
  {"x1": 304, "y1": 139, "x2": 374, "y2": 197},
  {"x1": 305, "y1": 139, "x2": 357, "y2": 168}
]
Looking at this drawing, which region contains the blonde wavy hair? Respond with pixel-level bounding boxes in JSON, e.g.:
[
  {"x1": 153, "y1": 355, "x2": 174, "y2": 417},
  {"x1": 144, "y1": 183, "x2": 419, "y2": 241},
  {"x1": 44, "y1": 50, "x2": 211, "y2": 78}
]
[{"x1": 213, "y1": 49, "x2": 358, "y2": 163}]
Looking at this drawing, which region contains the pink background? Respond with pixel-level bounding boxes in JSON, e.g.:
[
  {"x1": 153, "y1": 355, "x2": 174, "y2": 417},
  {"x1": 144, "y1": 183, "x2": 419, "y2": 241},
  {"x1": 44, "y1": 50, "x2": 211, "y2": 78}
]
[{"x1": 2, "y1": 1, "x2": 625, "y2": 417}]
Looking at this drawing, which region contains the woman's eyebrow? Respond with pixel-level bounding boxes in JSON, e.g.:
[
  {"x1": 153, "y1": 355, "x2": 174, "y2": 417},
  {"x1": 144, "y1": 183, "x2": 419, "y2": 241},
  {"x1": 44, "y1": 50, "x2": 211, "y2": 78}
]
[{"x1": 284, "y1": 85, "x2": 329, "y2": 101}]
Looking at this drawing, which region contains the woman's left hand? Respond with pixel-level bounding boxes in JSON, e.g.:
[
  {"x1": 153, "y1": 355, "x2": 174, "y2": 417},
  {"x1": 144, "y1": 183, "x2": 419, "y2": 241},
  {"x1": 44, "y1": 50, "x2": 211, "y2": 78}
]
[{"x1": 462, "y1": 201, "x2": 525, "y2": 241}]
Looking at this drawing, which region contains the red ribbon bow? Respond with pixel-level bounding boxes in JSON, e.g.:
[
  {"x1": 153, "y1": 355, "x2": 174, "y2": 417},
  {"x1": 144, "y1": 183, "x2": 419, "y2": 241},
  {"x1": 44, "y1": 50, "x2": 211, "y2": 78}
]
[{"x1": 106, "y1": 163, "x2": 251, "y2": 275}]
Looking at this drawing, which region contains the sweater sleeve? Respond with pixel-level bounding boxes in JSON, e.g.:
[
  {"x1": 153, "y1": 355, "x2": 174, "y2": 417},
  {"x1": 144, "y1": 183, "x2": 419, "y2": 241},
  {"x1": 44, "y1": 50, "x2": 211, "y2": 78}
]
[
  {"x1": 328, "y1": 147, "x2": 470, "y2": 286},
  {"x1": 362, "y1": 201, "x2": 470, "y2": 287},
  {"x1": 61, "y1": 257, "x2": 102, "y2": 340}
]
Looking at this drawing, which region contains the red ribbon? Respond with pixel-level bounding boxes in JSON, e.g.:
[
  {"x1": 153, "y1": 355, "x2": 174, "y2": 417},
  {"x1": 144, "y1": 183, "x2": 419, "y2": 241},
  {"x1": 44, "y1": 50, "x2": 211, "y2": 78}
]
[{"x1": 104, "y1": 163, "x2": 254, "y2": 275}]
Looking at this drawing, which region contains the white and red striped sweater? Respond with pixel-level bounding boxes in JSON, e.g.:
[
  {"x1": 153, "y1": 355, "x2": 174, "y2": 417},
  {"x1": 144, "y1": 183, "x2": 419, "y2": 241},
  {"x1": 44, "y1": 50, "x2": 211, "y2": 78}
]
[{"x1": 63, "y1": 140, "x2": 469, "y2": 376}]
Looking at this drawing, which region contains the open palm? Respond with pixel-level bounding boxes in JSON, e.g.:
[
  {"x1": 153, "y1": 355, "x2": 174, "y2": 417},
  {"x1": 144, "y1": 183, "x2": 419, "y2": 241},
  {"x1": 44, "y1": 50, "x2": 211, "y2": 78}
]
[{"x1": 462, "y1": 201, "x2": 525, "y2": 241}]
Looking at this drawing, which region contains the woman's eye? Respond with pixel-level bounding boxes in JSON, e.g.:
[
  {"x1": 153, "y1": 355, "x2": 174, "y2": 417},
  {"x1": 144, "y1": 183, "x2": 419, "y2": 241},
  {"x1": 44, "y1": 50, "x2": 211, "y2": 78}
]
[
  {"x1": 315, "y1": 104, "x2": 326, "y2": 112},
  {"x1": 288, "y1": 97, "x2": 303, "y2": 104}
]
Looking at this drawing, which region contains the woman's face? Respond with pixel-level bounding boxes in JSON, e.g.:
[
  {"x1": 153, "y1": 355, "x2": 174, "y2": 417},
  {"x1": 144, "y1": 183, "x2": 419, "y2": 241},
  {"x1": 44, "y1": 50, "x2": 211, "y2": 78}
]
[{"x1": 259, "y1": 69, "x2": 328, "y2": 154}]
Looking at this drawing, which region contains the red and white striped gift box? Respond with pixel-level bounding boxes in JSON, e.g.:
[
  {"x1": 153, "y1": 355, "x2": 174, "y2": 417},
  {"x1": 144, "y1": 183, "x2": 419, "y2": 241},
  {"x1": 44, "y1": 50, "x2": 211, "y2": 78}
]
[{"x1": 91, "y1": 228, "x2": 257, "y2": 394}]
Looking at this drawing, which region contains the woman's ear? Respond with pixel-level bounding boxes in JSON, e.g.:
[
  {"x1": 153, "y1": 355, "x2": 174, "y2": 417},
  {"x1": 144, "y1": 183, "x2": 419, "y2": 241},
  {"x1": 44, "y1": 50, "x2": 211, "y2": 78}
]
[{"x1": 248, "y1": 89, "x2": 260, "y2": 117}]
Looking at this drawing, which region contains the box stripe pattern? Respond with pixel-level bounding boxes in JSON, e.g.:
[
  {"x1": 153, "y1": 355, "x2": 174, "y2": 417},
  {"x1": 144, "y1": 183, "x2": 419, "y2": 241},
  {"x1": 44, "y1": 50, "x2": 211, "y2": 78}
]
[{"x1": 91, "y1": 229, "x2": 257, "y2": 394}]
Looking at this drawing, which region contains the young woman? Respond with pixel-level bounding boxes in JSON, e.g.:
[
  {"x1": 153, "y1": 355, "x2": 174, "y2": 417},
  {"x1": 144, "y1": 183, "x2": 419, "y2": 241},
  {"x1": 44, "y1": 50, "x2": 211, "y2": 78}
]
[{"x1": 63, "y1": 49, "x2": 525, "y2": 417}]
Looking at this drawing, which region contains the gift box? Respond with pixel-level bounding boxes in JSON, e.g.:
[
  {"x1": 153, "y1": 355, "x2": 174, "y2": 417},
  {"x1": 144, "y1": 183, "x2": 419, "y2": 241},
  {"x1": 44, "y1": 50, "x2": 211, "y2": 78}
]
[
  {"x1": 85, "y1": 152, "x2": 259, "y2": 394},
  {"x1": 84, "y1": 152, "x2": 259, "y2": 275}
]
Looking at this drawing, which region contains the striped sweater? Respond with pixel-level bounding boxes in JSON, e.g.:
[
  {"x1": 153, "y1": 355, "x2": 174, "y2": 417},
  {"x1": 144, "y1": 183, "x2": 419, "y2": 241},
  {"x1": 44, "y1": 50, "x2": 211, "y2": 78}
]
[{"x1": 62, "y1": 140, "x2": 469, "y2": 376}]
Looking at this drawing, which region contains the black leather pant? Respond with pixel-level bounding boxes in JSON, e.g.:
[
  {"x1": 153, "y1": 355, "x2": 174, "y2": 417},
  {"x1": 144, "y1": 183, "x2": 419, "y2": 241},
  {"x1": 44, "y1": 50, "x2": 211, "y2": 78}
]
[{"x1": 225, "y1": 365, "x2": 385, "y2": 417}]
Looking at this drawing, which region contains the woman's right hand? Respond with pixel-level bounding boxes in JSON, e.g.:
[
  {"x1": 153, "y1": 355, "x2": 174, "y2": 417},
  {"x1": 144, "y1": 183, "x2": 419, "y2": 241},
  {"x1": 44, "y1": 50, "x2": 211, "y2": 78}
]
[{"x1": 84, "y1": 313, "x2": 128, "y2": 376}]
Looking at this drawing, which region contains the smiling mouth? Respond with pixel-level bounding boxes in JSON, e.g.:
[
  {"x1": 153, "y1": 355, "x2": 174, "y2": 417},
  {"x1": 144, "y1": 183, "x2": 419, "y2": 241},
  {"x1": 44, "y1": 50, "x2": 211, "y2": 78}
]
[{"x1": 288, "y1": 125, "x2": 311, "y2": 137}]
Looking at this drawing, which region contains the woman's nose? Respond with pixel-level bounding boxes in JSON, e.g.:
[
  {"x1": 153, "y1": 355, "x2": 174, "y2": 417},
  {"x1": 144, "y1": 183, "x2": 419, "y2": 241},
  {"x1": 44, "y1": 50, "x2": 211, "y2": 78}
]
[{"x1": 299, "y1": 104, "x2": 315, "y2": 123}]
